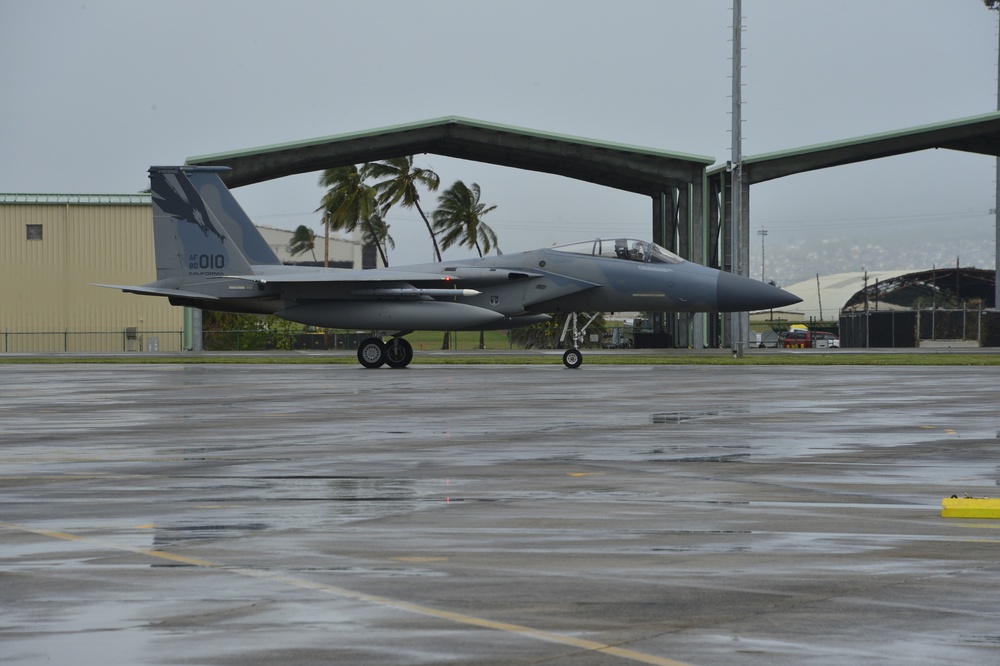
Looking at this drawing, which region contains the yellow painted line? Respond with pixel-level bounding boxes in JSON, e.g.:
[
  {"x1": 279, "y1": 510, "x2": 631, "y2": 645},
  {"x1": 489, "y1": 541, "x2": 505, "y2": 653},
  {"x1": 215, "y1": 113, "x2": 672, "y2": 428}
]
[
  {"x1": 0, "y1": 522, "x2": 694, "y2": 666},
  {"x1": 567, "y1": 472, "x2": 605, "y2": 477}
]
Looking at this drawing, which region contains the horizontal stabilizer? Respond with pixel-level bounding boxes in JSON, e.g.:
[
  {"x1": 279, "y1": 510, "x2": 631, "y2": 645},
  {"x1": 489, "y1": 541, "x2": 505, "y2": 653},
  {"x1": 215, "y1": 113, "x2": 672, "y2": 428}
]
[{"x1": 91, "y1": 283, "x2": 220, "y2": 300}]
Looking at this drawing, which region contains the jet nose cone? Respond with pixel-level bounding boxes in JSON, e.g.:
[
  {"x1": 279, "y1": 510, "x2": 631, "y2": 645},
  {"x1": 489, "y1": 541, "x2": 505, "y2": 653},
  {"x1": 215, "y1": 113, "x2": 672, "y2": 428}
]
[{"x1": 716, "y1": 271, "x2": 802, "y2": 312}]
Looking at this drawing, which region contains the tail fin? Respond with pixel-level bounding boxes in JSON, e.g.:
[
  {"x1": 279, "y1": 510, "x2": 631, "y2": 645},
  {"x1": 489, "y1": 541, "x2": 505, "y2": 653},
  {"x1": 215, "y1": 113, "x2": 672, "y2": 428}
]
[{"x1": 149, "y1": 166, "x2": 281, "y2": 282}]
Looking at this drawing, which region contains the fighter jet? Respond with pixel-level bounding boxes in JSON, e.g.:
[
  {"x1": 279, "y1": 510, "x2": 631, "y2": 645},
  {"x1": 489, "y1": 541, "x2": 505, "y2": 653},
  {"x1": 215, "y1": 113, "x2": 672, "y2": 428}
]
[{"x1": 98, "y1": 166, "x2": 800, "y2": 368}]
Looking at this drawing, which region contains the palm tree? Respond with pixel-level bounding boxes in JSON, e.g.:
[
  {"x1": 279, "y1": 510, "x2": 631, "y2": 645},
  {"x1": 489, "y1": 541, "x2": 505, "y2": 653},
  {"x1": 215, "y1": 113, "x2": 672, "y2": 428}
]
[
  {"x1": 434, "y1": 181, "x2": 499, "y2": 350},
  {"x1": 359, "y1": 212, "x2": 393, "y2": 267},
  {"x1": 317, "y1": 165, "x2": 385, "y2": 266},
  {"x1": 433, "y1": 181, "x2": 499, "y2": 257},
  {"x1": 289, "y1": 225, "x2": 317, "y2": 262},
  {"x1": 363, "y1": 156, "x2": 442, "y2": 261}
]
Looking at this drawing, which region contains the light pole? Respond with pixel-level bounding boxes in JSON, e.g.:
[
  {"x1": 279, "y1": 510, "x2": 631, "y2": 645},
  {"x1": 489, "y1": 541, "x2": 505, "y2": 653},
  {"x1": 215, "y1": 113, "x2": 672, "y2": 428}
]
[
  {"x1": 730, "y1": 0, "x2": 745, "y2": 357},
  {"x1": 985, "y1": 0, "x2": 1000, "y2": 310}
]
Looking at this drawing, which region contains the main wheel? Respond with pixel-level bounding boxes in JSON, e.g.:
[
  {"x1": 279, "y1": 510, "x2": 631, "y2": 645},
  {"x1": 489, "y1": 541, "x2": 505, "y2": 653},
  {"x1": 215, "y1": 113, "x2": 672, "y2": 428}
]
[
  {"x1": 385, "y1": 338, "x2": 414, "y2": 369},
  {"x1": 562, "y1": 348, "x2": 583, "y2": 369},
  {"x1": 357, "y1": 337, "x2": 387, "y2": 368}
]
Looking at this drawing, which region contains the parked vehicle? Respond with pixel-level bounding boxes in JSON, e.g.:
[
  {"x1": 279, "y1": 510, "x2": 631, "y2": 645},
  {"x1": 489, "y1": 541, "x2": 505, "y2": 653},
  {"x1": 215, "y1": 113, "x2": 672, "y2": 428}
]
[{"x1": 779, "y1": 326, "x2": 840, "y2": 349}]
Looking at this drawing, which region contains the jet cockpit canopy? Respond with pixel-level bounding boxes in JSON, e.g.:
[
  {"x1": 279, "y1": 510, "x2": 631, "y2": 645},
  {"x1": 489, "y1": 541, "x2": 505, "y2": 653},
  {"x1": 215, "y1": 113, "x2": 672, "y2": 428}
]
[{"x1": 551, "y1": 238, "x2": 683, "y2": 264}]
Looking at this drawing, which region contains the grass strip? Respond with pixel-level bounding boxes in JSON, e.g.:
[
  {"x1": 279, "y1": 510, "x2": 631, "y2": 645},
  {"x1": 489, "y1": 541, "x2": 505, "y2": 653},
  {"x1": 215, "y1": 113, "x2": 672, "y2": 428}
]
[{"x1": 3, "y1": 352, "x2": 1000, "y2": 366}]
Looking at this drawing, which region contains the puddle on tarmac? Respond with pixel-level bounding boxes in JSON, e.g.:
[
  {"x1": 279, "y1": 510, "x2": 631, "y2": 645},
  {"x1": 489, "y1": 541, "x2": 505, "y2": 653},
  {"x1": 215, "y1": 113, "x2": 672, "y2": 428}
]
[
  {"x1": 2, "y1": 601, "x2": 152, "y2": 665},
  {"x1": 154, "y1": 523, "x2": 269, "y2": 542},
  {"x1": 652, "y1": 410, "x2": 720, "y2": 424},
  {"x1": 651, "y1": 407, "x2": 751, "y2": 424}
]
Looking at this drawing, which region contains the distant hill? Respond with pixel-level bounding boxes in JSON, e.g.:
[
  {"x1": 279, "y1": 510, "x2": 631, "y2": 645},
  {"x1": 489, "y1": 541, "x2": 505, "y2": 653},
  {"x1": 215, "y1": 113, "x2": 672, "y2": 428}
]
[{"x1": 763, "y1": 232, "x2": 996, "y2": 288}]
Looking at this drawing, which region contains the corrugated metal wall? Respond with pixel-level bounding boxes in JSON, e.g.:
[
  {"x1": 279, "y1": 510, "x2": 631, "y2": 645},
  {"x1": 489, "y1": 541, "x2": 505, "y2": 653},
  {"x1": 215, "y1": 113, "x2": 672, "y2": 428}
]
[{"x1": 1, "y1": 202, "x2": 185, "y2": 352}]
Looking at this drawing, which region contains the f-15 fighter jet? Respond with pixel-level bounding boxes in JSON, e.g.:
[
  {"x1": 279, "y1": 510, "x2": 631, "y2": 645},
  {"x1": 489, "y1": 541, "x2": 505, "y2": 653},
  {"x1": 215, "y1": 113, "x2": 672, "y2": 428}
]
[{"x1": 98, "y1": 166, "x2": 800, "y2": 368}]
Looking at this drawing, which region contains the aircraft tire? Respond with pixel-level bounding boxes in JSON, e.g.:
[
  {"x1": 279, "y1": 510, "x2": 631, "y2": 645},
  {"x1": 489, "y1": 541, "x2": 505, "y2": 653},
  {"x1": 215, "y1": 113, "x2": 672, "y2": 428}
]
[
  {"x1": 385, "y1": 338, "x2": 414, "y2": 369},
  {"x1": 357, "y1": 338, "x2": 387, "y2": 368},
  {"x1": 562, "y1": 348, "x2": 583, "y2": 369}
]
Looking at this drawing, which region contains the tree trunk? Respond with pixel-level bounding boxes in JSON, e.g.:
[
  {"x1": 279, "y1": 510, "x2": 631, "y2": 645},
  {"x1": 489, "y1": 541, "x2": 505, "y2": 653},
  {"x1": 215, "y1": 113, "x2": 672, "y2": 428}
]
[{"x1": 415, "y1": 201, "x2": 442, "y2": 261}]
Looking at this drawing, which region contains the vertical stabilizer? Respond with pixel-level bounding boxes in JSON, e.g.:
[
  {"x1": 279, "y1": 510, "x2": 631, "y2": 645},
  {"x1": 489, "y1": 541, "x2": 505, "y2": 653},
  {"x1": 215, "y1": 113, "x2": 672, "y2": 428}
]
[{"x1": 149, "y1": 166, "x2": 281, "y2": 282}]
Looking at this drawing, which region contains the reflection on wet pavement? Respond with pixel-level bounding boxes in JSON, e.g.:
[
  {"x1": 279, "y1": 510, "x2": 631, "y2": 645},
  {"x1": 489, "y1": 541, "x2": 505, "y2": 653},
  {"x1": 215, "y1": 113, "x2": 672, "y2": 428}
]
[{"x1": 2, "y1": 364, "x2": 999, "y2": 665}]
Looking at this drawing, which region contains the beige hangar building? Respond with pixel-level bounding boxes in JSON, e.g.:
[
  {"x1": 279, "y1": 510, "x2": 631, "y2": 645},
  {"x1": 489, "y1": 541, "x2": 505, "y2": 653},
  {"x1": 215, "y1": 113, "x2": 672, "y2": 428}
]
[{"x1": 0, "y1": 193, "x2": 362, "y2": 352}]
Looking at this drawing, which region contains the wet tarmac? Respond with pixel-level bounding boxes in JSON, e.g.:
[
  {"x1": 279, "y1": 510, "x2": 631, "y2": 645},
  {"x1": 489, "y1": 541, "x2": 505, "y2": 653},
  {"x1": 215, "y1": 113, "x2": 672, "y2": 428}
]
[{"x1": 1, "y1": 363, "x2": 999, "y2": 665}]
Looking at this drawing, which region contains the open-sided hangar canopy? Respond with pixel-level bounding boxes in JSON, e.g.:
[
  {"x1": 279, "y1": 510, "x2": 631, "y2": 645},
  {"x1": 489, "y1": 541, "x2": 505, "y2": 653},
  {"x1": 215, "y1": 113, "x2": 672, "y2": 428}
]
[
  {"x1": 186, "y1": 112, "x2": 1000, "y2": 346},
  {"x1": 186, "y1": 116, "x2": 714, "y2": 196},
  {"x1": 741, "y1": 110, "x2": 1000, "y2": 184}
]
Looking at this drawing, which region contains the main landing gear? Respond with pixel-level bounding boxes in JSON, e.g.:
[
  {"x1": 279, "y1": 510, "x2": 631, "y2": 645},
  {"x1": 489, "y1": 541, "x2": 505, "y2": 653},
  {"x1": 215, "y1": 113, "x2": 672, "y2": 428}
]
[
  {"x1": 357, "y1": 335, "x2": 414, "y2": 369},
  {"x1": 357, "y1": 316, "x2": 601, "y2": 370},
  {"x1": 558, "y1": 312, "x2": 600, "y2": 369}
]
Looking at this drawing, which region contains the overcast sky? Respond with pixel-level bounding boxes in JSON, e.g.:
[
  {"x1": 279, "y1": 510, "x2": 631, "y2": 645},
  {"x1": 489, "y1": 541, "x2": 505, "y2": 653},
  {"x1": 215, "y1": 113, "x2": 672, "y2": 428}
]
[{"x1": 3, "y1": 1, "x2": 998, "y2": 277}]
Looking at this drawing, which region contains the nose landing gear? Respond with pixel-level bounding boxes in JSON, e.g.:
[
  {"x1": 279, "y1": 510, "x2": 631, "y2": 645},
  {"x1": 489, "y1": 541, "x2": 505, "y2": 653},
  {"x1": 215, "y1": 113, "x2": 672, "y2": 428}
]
[{"x1": 558, "y1": 312, "x2": 600, "y2": 368}]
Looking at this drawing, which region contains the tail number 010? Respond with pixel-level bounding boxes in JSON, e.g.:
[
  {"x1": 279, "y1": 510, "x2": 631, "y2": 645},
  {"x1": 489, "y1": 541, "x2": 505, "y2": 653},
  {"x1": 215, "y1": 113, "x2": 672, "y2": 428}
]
[{"x1": 189, "y1": 254, "x2": 225, "y2": 270}]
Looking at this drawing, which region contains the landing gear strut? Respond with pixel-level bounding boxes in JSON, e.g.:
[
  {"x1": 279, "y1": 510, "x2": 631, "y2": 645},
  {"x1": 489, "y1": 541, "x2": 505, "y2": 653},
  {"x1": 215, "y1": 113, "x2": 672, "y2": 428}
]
[
  {"x1": 558, "y1": 312, "x2": 600, "y2": 368},
  {"x1": 357, "y1": 335, "x2": 414, "y2": 369}
]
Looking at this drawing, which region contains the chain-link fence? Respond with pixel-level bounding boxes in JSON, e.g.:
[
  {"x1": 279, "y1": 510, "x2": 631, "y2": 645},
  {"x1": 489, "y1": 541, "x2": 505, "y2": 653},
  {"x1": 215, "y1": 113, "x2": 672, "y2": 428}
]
[
  {"x1": 1, "y1": 330, "x2": 184, "y2": 352},
  {"x1": 839, "y1": 309, "x2": 1000, "y2": 348}
]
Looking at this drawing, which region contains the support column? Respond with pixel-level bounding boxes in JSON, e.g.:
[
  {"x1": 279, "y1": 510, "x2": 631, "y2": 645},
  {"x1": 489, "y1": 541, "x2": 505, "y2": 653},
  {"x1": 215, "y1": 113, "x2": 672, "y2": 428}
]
[
  {"x1": 690, "y1": 178, "x2": 707, "y2": 348},
  {"x1": 652, "y1": 190, "x2": 677, "y2": 345},
  {"x1": 651, "y1": 175, "x2": 709, "y2": 348},
  {"x1": 720, "y1": 169, "x2": 734, "y2": 348},
  {"x1": 675, "y1": 186, "x2": 690, "y2": 347},
  {"x1": 183, "y1": 307, "x2": 203, "y2": 352}
]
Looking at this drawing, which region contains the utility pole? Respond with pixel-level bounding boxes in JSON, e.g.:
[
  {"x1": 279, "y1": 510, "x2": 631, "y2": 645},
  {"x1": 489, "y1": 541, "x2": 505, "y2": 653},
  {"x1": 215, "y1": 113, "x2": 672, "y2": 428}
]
[
  {"x1": 816, "y1": 273, "x2": 824, "y2": 321},
  {"x1": 758, "y1": 228, "x2": 767, "y2": 281},
  {"x1": 986, "y1": 1, "x2": 1000, "y2": 310},
  {"x1": 730, "y1": 0, "x2": 746, "y2": 357}
]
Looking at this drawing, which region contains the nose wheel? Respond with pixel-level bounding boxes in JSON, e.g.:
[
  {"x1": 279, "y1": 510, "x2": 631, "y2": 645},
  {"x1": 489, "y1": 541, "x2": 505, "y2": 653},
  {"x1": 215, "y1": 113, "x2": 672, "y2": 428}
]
[{"x1": 562, "y1": 348, "x2": 583, "y2": 369}]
